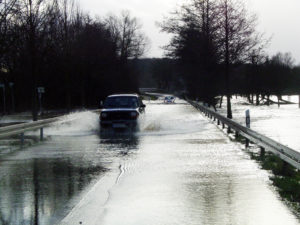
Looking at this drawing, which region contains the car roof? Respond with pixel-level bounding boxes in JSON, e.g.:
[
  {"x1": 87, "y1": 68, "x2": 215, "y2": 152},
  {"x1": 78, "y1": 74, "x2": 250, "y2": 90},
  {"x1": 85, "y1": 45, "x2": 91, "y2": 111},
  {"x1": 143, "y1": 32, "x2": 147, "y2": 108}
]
[{"x1": 107, "y1": 94, "x2": 139, "y2": 98}]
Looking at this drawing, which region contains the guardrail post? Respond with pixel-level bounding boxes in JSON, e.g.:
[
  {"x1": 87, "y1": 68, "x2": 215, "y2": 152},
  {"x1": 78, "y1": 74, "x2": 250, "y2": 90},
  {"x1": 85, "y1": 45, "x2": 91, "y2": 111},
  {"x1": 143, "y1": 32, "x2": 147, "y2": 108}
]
[
  {"x1": 222, "y1": 122, "x2": 225, "y2": 129},
  {"x1": 235, "y1": 131, "x2": 239, "y2": 139},
  {"x1": 246, "y1": 139, "x2": 249, "y2": 148},
  {"x1": 282, "y1": 161, "x2": 289, "y2": 175},
  {"x1": 20, "y1": 133, "x2": 24, "y2": 147},
  {"x1": 40, "y1": 128, "x2": 44, "y2": 141},
  {"x1": 227, "y1": 127, "x2": 231, "y2": 134},
  {"x1": 217, "y1": 119, "x2": 220, "y2": 125},
  {"x1": 260, "y1": 147, "x2": 265, "y2": 158}
]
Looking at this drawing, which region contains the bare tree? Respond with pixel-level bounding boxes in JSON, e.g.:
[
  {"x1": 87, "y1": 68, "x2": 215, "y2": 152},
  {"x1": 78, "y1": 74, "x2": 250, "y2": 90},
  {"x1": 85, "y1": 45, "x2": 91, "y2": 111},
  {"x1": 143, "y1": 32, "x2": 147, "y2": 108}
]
[
  {"x1": 272, "y1": 52, "x2": 295, "y2": 68},
  {"x1": 161, "y1": 0, "x2": 267, "y2": 112},
  {"x1": 106, "y1": 11, "x2": 149, "y2": 62},
  {"x1": 0, "y1": 0, "x2": 17, "y2": 68},
  {"x1": 160, "y1": 0, "x2": 222, "y2": 101},
  {"x1": 0, "y1": 0, "x2": 145, "y2": 115},
  {"x1": 217, "y1": 0, "x2": 264, "y2": 118},
  {"x1": 161, "y1": 0, "x2": 219, "y2": 58},
  {"x1": 14, "y1": 0, "x2": 48, "y2": 120},
  {"x1": 58, "y1": 0, "x2": 77, "y2": 111}
]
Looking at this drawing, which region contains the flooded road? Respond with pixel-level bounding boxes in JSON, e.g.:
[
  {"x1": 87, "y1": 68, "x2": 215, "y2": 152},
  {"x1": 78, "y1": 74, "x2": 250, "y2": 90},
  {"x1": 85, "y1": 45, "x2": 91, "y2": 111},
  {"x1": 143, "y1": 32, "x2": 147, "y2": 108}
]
[{"x1": 0, "y1": 101, "x2": 299, "y2": 225}]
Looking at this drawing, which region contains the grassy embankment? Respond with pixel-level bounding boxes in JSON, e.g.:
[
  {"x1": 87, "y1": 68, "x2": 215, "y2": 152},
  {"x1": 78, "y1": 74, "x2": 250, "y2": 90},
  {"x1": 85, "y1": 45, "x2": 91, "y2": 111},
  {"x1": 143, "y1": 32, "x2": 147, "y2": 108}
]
[{"x1": 251, "y1": 151, "x2": 300, "y2": 206}]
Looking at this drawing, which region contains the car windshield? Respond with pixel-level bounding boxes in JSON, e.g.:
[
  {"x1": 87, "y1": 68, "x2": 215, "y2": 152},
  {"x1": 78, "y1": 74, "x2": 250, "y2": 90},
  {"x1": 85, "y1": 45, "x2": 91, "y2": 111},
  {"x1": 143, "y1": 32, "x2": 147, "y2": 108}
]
[
  {"x1": 104, "y1": 96, "x2": 139, "y2": 108},
  {"x1": 165, "y1": 96, "x2": 174, "y2": 100}
]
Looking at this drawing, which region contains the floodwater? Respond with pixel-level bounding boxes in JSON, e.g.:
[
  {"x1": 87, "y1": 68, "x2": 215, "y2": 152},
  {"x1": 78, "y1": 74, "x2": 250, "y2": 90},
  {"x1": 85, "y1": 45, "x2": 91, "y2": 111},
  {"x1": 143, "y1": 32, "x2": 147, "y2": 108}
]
[
  {"x1": 0, "y1": 100, "x2": 299, "y2": 225},
  {"x1": 218, "y1": 96, "x2": 300, "y2": 151}
]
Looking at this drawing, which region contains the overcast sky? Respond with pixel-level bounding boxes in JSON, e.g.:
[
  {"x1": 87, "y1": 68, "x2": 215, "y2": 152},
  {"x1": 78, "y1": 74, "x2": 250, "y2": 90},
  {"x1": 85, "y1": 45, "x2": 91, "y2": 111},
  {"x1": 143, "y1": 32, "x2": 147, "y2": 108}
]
[{"x1": 81, "y1": 0, "x2": 300, "y2": 65}]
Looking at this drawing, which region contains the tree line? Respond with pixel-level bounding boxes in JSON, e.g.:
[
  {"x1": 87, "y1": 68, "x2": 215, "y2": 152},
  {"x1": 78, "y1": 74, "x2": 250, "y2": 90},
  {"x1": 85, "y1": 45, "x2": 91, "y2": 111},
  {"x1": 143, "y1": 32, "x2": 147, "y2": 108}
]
[
  {"x1": 159, "y1": 0, "x2": 300, "y2": 118},
  {"x1": 0, "y1": 0, "x2": 148, "y2": 120}
]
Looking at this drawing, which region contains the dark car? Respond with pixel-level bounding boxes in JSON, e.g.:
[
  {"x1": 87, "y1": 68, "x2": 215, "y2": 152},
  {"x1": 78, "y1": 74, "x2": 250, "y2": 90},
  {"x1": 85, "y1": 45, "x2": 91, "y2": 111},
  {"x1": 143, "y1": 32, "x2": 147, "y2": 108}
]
[{"x1": 100, "y1": 94, "x2": 146, "y2": 129}]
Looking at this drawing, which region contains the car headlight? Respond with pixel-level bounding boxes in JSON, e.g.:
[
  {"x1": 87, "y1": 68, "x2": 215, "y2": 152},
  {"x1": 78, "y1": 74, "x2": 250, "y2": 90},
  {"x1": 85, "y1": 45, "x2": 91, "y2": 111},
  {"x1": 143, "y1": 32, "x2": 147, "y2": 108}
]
[
  {"x1": 130, "y1": 112, "x2": 138, "y2": 118},
  {"x1": 101, "y1": 112, "x2": 108, "y2": 118}
]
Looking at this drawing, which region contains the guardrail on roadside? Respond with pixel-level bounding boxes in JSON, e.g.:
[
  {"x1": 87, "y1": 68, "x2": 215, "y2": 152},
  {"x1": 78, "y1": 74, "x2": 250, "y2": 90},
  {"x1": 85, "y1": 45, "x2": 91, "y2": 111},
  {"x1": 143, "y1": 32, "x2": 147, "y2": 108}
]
[
  {"x1": 187, "y1": 100, "x2": 300, "y2": 170},
  {"x1": 0, "y1": 109, "x2": 101, "y2": 146}
]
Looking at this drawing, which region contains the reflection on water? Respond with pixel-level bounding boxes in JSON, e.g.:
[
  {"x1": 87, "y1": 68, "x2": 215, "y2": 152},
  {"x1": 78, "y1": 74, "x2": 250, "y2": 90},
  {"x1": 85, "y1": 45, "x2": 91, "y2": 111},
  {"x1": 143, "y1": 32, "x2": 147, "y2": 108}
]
[
  {"x1": 100, "y1": 131, "x2": 139, "y2": 146},
  {"x1": 0, "y1": 155, "x2": 106, "y2": 225},
  {"x1": 0, "y1": 111, "x2": 140, "y2": 225},
  {"x1": 99, "y1": 131, "x2": 140, "y2": 156}
]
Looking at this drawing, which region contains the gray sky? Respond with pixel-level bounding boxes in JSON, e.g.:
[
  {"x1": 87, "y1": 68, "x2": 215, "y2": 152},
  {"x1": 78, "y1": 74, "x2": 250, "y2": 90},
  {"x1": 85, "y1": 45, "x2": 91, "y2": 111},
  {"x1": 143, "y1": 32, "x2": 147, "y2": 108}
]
[{"x1": 81, "y1": 0, "x2": 300, "y2": 65}]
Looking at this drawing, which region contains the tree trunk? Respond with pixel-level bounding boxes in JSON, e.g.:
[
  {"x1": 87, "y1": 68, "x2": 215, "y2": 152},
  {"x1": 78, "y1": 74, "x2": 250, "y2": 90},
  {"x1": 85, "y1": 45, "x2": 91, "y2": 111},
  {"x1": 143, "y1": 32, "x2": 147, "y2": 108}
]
[
  {"x1": 226, "y1": 94, "x2": 232, "y2": 118},
  {"x1": 31, "y1": 88, "x2": 38, "y2": 121},
  {"x1": 224, "y1": 0, "x2": 232, "y2": 119},
  {"x1": 256, "y1": 94, "x2": 259, "y2": 106},
  {"x1": 219, "y1": 95, "x2": 223, "y2": 108},
  {"x1": 247, "y1": 94, "x2": 251, "y2": 104},
  {"x1": 65, "y1": 72, "x2": 71, "y2": 112},
  {"x1": 80, "y1": 82, "x2": 85, "y2": 108},
  {"x1": 29, "y1": 10, "x2": 38, "y2": 121},
  {"x1": 267, "y1": 95, "x2": 270, "y2": 106},
  {"x1": 225, "y1": 50, "x2": 232, "y2": 118}
]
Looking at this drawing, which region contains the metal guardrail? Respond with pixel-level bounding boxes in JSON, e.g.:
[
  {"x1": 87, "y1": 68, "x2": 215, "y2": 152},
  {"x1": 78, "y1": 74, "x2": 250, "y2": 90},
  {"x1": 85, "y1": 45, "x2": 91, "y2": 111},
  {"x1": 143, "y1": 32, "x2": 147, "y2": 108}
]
[
  {"x1": 188, "y1": 100, "x2": 300, "y2": 170},
  {"x1": 0, "y1": 109, "x2": 101, "y2": 145},
  {"x1": 0, "y1": 117, "x2": 58, "y2": 140}
]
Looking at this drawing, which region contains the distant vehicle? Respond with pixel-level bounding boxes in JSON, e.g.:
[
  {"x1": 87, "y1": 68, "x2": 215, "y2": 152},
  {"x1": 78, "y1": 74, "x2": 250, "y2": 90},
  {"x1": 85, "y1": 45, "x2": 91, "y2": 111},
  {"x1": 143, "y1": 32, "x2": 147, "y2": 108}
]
[
  {"x1": 100, "y1": 94, "x2": 146, "y2": 130},
  {"x1": 164, "y1": 96, "x2": 175, "y2": 104}
]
